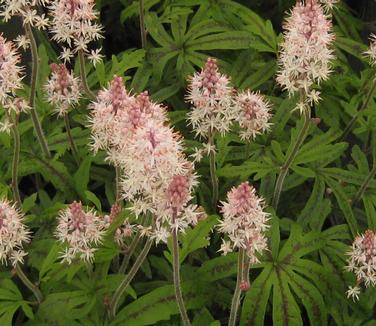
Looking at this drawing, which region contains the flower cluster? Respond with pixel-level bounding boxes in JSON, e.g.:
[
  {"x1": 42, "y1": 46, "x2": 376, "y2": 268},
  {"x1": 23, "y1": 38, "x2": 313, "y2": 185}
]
[
  {"x1": 186, "y1": 57, "x2": 234, "y2": 138},
  {"x1": 0, "y1": 199, "x2": 30, "y2": 267},
  {"x1": 187, "y1": 58, "x2": 273, "y2": 162},
  {"x1": 89, "y1": 76, "x2": 166, "y2": 163},
  {"x1": 218, "y1": 182, "x2": 269, "y2": 263},
  {"x1": 365, "y1": 34, "x2": 376, "y2": 66},
  {"x1": 0, "y1": 35, "x2": 24, "y2": 107},
  {"x1": 45, "y1": 63, "x2": 81, "y2": 116},
  {"x1": 0, "y1": 0, "x2": 49, "y2": 31},
  {"x1": 55, "y1": 201, "x2": 105, "y2": 264},
  {"x1": 234, "y1": 90, "x2": 272, "y2": 141},
  {"x1": 276, "y1": 0, "x2": 335, "y2": 112},
  {"x1": 346, "y1": 229, "x2": 376, "y2": 301},
  {"x1": 49, "y1": 0, "x2": 103, "y2": 62}
]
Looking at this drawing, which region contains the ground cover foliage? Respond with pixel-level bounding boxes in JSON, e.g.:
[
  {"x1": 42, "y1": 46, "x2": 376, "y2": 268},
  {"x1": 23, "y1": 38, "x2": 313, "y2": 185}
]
[{"x1": 0, "y1": 0, "x2": 376, "y2": 325}]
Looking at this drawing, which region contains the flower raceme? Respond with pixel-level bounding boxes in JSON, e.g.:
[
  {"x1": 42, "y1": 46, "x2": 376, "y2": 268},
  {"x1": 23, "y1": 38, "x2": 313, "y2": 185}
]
[
  {"x1": 365, "y1": 34, "x2": 376, "y2": 66},
  {"x1": 55, "y1": 201, "x2": 106, "y2": 264},
  {"x1": 186, "y1": 57, "x2": 234, "y2": 138},
  {"x1": 89, "y1": 76, "x2": 166, "y2": 161},
  {"x1": 49, "y1": 0, "x2": 103, "y2": 62},
  {"x1": 219, "y1": 182, "x2": 269, "y2": 264},
  {"x1": 0, "y1": 35, "x2": 24, "y2": 107},
  {"x1": 0, "y1": 199, "x2": 30, "y2": 267},
  {"x1": 45, "y1": 63, "x2": 81, "y2": 116},
  {"x1": 234, "y1": 90, "x2": 272, "y2": 141},
  {"x1": 346, "y1": 229, "x2": 376, "y2": 301},
  {"x1": 276, "y1": 0, "x2": 335, "y2": 111}
]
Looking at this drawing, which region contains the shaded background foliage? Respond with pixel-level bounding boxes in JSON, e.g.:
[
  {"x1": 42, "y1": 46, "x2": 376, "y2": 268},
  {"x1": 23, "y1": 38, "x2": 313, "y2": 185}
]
[{"x1": 1, "y1": 0, "x2": 376, "y2": 325}]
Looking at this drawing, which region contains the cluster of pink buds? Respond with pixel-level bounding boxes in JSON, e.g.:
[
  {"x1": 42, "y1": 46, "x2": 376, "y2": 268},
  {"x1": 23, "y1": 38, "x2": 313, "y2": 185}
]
[
  {"x1": 0, "y1": 35, "x2": 29, "y2": 132},
  {"x1": 187, "y1": 58, "x2": 272, "y2": 162},
  {"x1": 346, "y1": 229, "x2": 376, "y2": 301},
  {"x1": 276, "y1": 0, "x2": 335, "y2": 112},
  {"x1": 0, "y1": 0, "x2": 49, "y2": 31},
  {"x1": 89, "y1": 76, "x2": 166, "y2": 162},
  {"x1": 0, "y1": 199, "x2": 31, "y2": 267},
  {"x1": 49, "y1": 0, "x2": 103, "y2": 63},
  {"x1": 103, "y1": 204, "x2": 134, "y2": 246},
  {"x1": 365, "y1": 34, "x2": 376, "y2": 66},
  {"x1": 218, "y1": 182, "x2": 269, "y2": 263},
  {"x1": 234, "y1": 90, "x2": 272, "y2": 141},
  {"x1": 55, "y1": 201, "x2": 106, "y2": 264},
  {"x1": 45, "y1": 63, "x2": 81, "y2": 116},
  {"x1": 186, "y1": 57, "x2": 234, "y2": 138}
]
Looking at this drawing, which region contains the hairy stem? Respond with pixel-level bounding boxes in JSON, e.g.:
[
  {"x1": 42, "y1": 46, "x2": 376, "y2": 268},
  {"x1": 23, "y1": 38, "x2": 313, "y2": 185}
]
[
  {"x1": 78, "y1": 50, "x2": 96, "y2": 100},
  {"x1": 118, "y1": 234, "x2": 142, "y2": 274},
  {"x1": 208, "y1": 131, "x2": 218, "y2": 211},
  {"x1": 171, "y1": 211, "x2": 190, "y2": 326},
  {"x1": 272, "y1": 108, "x2": 311, "y2": 210},
  {"x1": 109, "y1": 238, "x2": 153, "y2": 319},
  {"x1": 353, "y1": 163, "x2": 376, "y2": 205},
  {"x1": 15, "y1": 264, "x2": 43, "y2": 303},
  {"x1": 139, "y1": 0, "x2": 147, "y2": 48},
  {"x1": 7, "y1": 112, "x2": 21, "y2": 207},
  {"x1": 63, "y1": 113, "x2": 80, "y2": 165},
  {"x1": 339, "y1": 79, "x2": 376, "y2": 142},
  {"x1": 115, "y1": 166, "x2": 121, "y2": 203},
  {"x1": 228, "y1": 249, "x2": 245, "y2": 326},
  {"x1": 25, "y1": 23, "x2": 51, "y2": 158}
]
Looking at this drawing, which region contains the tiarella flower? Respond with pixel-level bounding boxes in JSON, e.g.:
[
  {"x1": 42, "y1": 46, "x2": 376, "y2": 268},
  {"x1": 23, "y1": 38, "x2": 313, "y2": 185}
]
[
  {"x1": 103, "y1": 204, "x2": 134, "y2": 246},
  {"x1": 218, "y1": 182, "x2": 269, "y2": 263},
  {"x1": 0, "y1": 0, "x2": 50, "y2": 29},
  {"x1": 49, "y1": 0, "x2": 102, "y2": 57},
  {"x1": 45, "y1": 63, "x2": 81, "y2": 116},
  {"x1": 89, "y1": 76, "x2": 166, "y2": 159},
  {"x1": 319, "y1": 0, "x2": 339, "y2": 12},
  {"x1": 276, "y1": 0, "x2": 335, "y2": 111},
  {"x1": 88, "y1": 48, "x2": 104, "y2": 66},
  {"x1": 234, "y1": 90, "x2": 272, "y2": 141},
  {"x1": 186, "y1": 57, "x2": 234, "y2": 138},
  {"x1": 365, "y1": 34, "x2": 376, "y2": 66},
  {"x1": 0, "y1": 35, "x2": 24, "y2": 107},
  {"x1": 55, "y1": 201, "x2": 106, "y2": 264},
  {"x1": 0, "y1": 199, "x2": 31, "y2": 267},
  {"x1": 14, "y1": 35, "x2": 30, "y2": 50},
  {"x1": 346, "y1": 229, "x2": 376, "y2": 301}
]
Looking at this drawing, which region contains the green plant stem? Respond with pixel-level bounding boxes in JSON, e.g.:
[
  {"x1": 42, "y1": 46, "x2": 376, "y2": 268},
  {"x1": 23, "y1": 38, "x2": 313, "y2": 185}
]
[
  {"x1": 339, "y1": 78, "x2": 376, "y2": 142},
  {"x1": 228, "y1": 249, "x2": 245, "y2": 326},
  {"x1": 15, "y1": 264, "x2": 43, "y2": 303},
  {"x1": 78, "y1": 50, "x2": 95, "y2": 101},
  {"x1": 272, "y1": 108, "x2": 311, "y2": 210},
  {"x1": 63, "y1": 113, "x2": 79, "y2": 165},
  {"x1": 208, "y1": 131, "x2": 218, "y2": 211},
  {"x1": 352, "y1": 163, "x2": 376, "y2": 205},
  {"x1": 25, "y1": 23, "x2": 51, "y2": 159},
  {"x1": 7, "y1": 112, "x2": 21, "y2": 207},
  {"x1": 115, "y1": 166, "x2": 121, "y2": 203},
  {"x1": 109, "y1": 238, "x2": 153, "y2": 319},
  {"x1": 139, "y1": 0, "x2": 147, "y2": 48},
  {"x1": 171, "y1": 211, "x2": 190, "y2": 326},
  {"x1": 118, "y1": 234, "x2": 142, "y2": 274}
]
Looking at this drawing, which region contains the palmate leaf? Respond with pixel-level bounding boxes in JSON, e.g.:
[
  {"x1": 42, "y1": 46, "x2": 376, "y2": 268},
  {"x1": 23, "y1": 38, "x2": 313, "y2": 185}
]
[{"x1": 239, "y1": 223, "x2": 348, "y2": 326}]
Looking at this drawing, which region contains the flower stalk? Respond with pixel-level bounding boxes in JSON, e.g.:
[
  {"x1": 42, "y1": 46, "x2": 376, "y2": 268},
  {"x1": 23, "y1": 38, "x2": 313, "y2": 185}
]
[
  {"x1": 139, "y1": 0, "x2": 147, "y2": 48},
  {"x1": 63, "y1": 113, "x2": 80, "y2": 164},
  {"x1": 208, "y1": 130, "x2": 218, "y2": 211},
  {"x1": 171, "y1": 210, "x2": 190, "y2": 326},
  {"x1": 352, "y1": 163, "x2": 376, "y2": 205},
  {"x1": 109, "y1": 237, "x2": 153, "y2": 319},
  {"x1": 272, "y1": 106, "x2": 311, "y2": 210},
  {"x1": 78, "y1": 50, "x2": 96, "y2": 101},
  {"x1": 15, "y1": 264, "x2": 43, "y2": 303},
  {"x1": 228, "y1": 249, "x2": 245, "y2": 326},
  {"x1": 24, "y1": 23, "x2": 51, "y2": 159}
]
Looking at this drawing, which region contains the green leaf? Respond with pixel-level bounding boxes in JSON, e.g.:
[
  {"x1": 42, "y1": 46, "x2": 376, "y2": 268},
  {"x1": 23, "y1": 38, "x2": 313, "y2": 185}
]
[
  {"x1": 186, "y1": 31, "x2": 253, "y2": 50},
  {"x1": 179, "y1": 215, "x2": 218, "y2": 263},
  {"x1": 22, "y1": 193, "x2": 37, "y2": 213},
  {"x1": 145, "y1": 12, "x2": 174, "y2": 46},
  {"x1": 197, "y1": 254, "x2": 237, "y2": 281},
  {"x1": 74, "y1": 157, "x2": 92, "y2": 199},
  {"x1": 84, "y1": 190, "x2": 102, "y2": 211}
]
